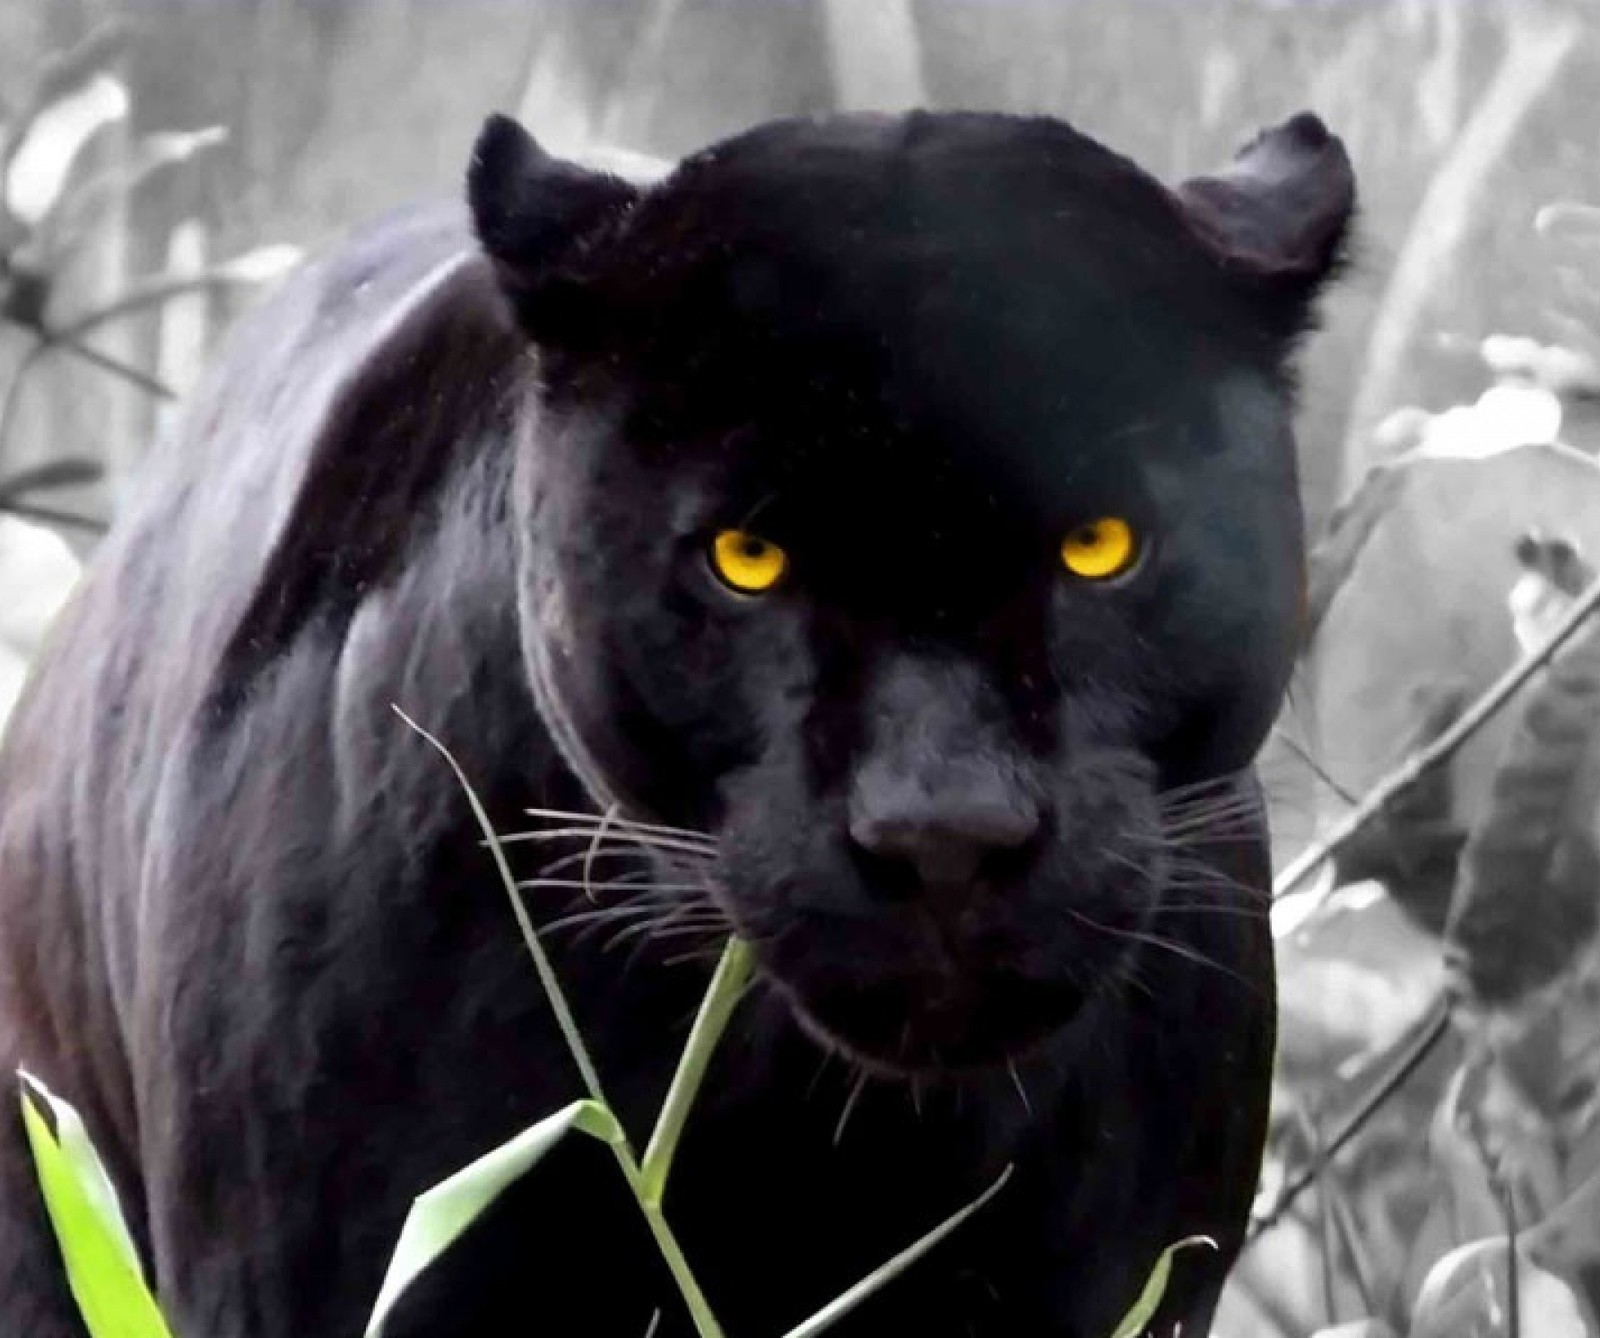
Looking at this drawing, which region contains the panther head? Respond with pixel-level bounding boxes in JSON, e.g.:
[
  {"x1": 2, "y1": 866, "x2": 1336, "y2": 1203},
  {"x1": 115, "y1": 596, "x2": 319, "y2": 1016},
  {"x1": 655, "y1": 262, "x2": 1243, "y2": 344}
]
[{"x1": 468, "y1": 109, "x2": 1353, "y2": 1073}]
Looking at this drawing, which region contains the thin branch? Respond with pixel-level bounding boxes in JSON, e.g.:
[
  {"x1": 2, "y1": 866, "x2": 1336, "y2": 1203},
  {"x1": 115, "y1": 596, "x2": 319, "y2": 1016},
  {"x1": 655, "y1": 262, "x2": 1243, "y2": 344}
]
[
  {"x1": 0, "y1": 264, "x2": 280, "y2": 450},
  {"x1": 1246, "y1": 995, "x2": 1453, "y2": 1247},
  {"x1": 55, "y1": 336, "x2": 173, "y2": 399},
  {"x1": 1298, "y1": 1101, "x2": 1341, "y2": 1330},
  {"x1": 0, "y1": 333, "x2": 50, "y2": 452},
  {"x1": 0, "y1": 456, "x2": 103, "y2": 499},
  {"x1": 1504, "y1": 1177, "x2": 1520, "y2": 1338},
  {"x1": 1275, "y1": 567, "x2": 1600, "y2": 904},
  {"x1": 1324, "y1": 1164, "x2": 1381, "y2": 1321},
  {"x1": 0, "y1": 497, "x2": 106, "y2": 532},
  {"x1": 0, "y1": 322, "x2": 173, "y2": 427},
  {"x1": 1269, "y1": 722, "x2": 1361, "y2": 808},
  {"x1": 43, "y1": 270, "x2": 254, "y2": 346}
]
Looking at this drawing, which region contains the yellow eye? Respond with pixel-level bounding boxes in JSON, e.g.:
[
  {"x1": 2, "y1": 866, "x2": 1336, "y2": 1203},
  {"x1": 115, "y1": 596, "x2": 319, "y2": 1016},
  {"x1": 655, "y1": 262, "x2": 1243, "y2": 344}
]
[
  {"x1": 710, "y1": 529, "x2": 788, "y2": 593},
  {"x1": 1060, "y1": 516, "x2": 1138, "y2": 580}
]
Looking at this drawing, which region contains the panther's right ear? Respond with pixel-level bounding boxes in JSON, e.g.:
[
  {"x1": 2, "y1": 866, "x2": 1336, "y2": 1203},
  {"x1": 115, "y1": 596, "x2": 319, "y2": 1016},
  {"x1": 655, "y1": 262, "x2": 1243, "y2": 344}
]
[{"x1": 467, "y1": 114, "x2": 639, "y2": 341}]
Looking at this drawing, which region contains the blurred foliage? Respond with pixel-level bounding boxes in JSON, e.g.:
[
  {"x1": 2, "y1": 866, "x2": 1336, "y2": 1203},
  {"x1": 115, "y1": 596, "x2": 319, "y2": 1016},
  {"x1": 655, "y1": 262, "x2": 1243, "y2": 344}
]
[
  {"x1": 1265, "y1": 199, "x2": 1600, "y2": 1337},
  {"x1": 0, "y1": 17, "x2": 297, "y2": 533},
  {"x1": 7, "y1": 0, "x2": 1600, "y2": 534}
]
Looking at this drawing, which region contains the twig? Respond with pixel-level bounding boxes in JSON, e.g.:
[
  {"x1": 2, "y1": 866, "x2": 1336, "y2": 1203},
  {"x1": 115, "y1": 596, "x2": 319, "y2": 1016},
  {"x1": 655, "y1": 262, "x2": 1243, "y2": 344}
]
[
  {"x1": 42, "y1": 271, "x2": 255, "y2": 347},
  {"x1": 1270, "y1": 721, "x2": 1360, "y2": 808},
  {"x1": 1246, "y1": 995, "x2": 1453, "y2": 1246},
  {"x1": 1274, "y1": 567, "x2": 1600, "y2": 903},
  {"x1": 0, "y1": 334, "x2": 51, "y2": 453},
  {"x1": 1464, "y1": 1106, "x2": 1524, "y2": 1338},
  {"x1": 1324, "y1": 1164, "x2": 1380, "y2": 1321},
  {"x1": 0, "y1": 457, "x2": 103, "y2": 498},
  {"x1": 1, "y1": 268, "x2": 267, "y2": 449},
  {"x1": 0, "y1": 497, "x2": 106, "y2": 532},
  {"x1": 0, "y1": 326, "x2": 172, "y2": 471},
  {"x1": 1298, "y1": 1102, "x2": 1341, "y2": 1329},
  {"x1": 1503, "y1": 1177, "x2": 1520, "y2": 1338},
  {"x1": 55, "y1": 336, "x2": 173, "y2": 399}
]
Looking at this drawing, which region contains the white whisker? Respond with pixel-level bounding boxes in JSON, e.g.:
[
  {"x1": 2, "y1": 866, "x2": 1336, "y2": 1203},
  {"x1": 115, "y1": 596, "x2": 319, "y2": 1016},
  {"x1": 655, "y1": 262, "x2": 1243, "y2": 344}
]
[
  {"x1": 522, "y1": 805, "x2": 717, "y2": 845},
  {"x1": 531, "y1": 846, "x2": 711, "y2": 881},
  {"x1": 1066, "y1": 905, "x2": 1263, "y2": 994},
  {"x1": 834, "y1": 1067, "x2": 870, "y2": 1147},
  {"x1": 498, "y1": 829, "x2": 719, "y2": 859},
  {"x1": 1008, "y1": 1059, "x2": 1034, "y2": 1117},
  {"x1": 518, "y1": 877, "x2": 708, "y2": 895}
]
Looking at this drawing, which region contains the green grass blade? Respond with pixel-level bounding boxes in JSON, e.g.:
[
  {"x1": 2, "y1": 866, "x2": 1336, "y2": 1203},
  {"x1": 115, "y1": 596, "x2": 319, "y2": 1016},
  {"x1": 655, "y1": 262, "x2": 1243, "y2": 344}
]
[
  {"x1": 1108, "y1": 1234, "x2": 1217, "y2": 1338},
  {"x1": 640, "y1": 937, "x2": 754, "y2": 1206},
  {"x1": 781, "y1": 1165, "x2": 1015, "y2": 1338},
  {"x1": 391, "y1": 708, "x2": 731, "y2": 1338},
  {"x1": 18, "y1": 1071, "x2": 174, "y2": 1338},
  {"x1": 364, "y1": 1098, "x2": 624, "y2": 1338},
  {"x1": 392, "y1": 706, "x2": 612, "y2": 1113}
]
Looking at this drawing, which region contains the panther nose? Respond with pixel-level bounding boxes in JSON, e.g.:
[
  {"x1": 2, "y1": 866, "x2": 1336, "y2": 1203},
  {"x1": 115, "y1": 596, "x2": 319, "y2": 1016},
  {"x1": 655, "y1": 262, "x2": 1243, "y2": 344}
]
[{"x1": 849, "y1": 791, "x2": 1041, "y2": 890}]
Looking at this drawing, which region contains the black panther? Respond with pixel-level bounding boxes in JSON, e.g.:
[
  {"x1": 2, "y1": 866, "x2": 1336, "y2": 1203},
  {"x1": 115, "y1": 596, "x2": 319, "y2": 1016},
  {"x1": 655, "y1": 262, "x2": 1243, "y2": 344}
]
[{"x1": 0, "y1": 107, "x2": 1352, "y2": 1336}]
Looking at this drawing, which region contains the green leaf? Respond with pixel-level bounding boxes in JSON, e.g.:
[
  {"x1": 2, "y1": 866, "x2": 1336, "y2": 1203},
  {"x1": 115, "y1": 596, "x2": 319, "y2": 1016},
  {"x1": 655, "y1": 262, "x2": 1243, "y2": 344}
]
[
  {"x1": 17, "y1": 1070, "x2": 174, "y2": 1338},
  {"x1": 364, "y1": 1098, "x2": 624, "y2": 1338},
  {"x1": 1108, "y1": 1234, "x2": 1217, "y2": 1338}
]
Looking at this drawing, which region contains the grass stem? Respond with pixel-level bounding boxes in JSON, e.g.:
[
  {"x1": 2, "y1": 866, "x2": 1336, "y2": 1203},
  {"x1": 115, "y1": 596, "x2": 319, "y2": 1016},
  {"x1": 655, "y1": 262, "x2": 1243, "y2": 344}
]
[
  {"x1": 394, "y1": 709, "x2": 614, "y2": 1116},
  {"x1": 397, "y1": 706, "x2": 731, "y2": 1338},
  {"x1": 640, "y1": 937, "x2": 754, "y2": 1207}
]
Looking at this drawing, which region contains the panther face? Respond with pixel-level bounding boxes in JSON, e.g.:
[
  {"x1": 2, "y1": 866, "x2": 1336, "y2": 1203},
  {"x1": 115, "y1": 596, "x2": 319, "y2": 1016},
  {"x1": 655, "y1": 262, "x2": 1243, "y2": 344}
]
[{"x1": 472, "y1": 109, "x2": 1352, "y2": 1072}]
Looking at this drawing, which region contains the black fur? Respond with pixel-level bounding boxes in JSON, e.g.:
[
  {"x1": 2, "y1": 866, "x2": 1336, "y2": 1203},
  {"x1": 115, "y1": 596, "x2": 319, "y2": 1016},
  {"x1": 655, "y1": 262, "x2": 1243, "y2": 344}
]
[{"x1": 0, "y1": 109, "x2": 1352, "y2": 1337}]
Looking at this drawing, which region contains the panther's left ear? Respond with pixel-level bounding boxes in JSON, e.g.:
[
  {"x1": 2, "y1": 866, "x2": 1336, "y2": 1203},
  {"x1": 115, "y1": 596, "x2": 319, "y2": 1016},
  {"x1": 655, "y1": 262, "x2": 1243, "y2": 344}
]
[
  {"x1": 1175, "y1": 113, "x2": 1355, "y2": 307},
  {"x1": 467, "y1": 113, "x2": 640, "y2": 341}
]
